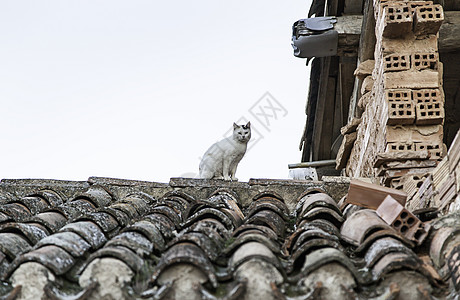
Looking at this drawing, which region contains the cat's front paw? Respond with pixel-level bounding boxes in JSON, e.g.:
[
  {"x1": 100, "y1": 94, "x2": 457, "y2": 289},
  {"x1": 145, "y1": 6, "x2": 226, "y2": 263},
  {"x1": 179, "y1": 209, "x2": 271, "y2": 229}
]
[
  {"x1": 223, "y1": 176, "x2": 232, "y2": 181},
  {"x1": 231, "y1": 178, "x2": 238, "y2": 182}
]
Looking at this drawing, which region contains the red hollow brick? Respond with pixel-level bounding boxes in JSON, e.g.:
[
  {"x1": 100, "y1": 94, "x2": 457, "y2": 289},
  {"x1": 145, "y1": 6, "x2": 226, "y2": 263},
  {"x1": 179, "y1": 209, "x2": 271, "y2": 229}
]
[
  {"x1": 382, "y1": 3, "x2": 413, "y2": 38},
  {"x1": 414, "y1": 4, "x2": 444, "y2": 36},
  {"x1": 415, "y1": 142, "x2": 443, "y2": 160},
  {"x1": 412, "y1": 53, "x2": 439, "y2": 71},
  {"x1": 383, "y1": 54, "x2": 411, "y2": 72},
  {"x1": 385, "y1": 89, "x2": 415, "y2": 125}
]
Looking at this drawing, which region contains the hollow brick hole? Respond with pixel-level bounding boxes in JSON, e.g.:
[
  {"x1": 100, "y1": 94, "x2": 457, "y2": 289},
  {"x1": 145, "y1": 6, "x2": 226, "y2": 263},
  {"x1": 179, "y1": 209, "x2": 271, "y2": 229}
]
[{"x1": 414, "y1": 229, "x2": 424, "y2": 240}]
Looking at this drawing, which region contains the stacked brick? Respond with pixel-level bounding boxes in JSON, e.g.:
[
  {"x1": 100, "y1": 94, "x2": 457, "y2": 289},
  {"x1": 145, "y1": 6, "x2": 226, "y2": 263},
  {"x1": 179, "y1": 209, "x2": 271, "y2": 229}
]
[
  {"x1": 345, "y1": 0, "x2": 445, "y2": 190},
  {"x1": 406, "y1": 129, "x2": 460, "y2": 214}
]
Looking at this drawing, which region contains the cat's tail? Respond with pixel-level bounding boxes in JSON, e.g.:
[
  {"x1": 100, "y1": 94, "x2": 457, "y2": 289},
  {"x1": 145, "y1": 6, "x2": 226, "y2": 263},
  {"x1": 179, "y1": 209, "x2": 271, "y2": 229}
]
[{"x1": 199, "y1": 161, "x2": 214, "y2": 179}]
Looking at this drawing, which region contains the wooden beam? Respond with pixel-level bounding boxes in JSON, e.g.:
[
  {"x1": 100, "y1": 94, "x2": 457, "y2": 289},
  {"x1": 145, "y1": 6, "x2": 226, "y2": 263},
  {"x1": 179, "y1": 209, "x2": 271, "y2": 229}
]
[
  {"x1": 344, "y1": 0, "x2": 364, "y2": 14},
  {"x1": 319, "y1": 76, "x2": 337, "y2": 159},
  {"x1": 334, "y1": 11, "x2": 460, "y2": 53},
  {"x1": 346, "y1": 0, "x2": 375, "y2": 122},
  {"x1": 339, "y1": 56, "x2": 357, "y2": 124},
  {"x1": 335, "y1": 16, "x2": 364, "y2": 36},
  {"x1": 439, "y1": 11, "x2": 460, "y2": 53},
  {"x1": 336, "y1": 15, "x2": 363, "y2": 56},
  {"x1": 433, "y1": 0, "x2": 460, "y2": 11},
  {"x1": 312, "y1": 57, "x2": 331, "y2": 161}
]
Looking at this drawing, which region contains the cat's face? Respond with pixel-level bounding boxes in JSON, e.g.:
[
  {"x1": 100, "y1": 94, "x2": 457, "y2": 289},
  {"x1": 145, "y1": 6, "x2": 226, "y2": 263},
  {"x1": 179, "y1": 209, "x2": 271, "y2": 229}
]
[{"x1": 233, "y1": 122, "x2": 251, "y2": 143}]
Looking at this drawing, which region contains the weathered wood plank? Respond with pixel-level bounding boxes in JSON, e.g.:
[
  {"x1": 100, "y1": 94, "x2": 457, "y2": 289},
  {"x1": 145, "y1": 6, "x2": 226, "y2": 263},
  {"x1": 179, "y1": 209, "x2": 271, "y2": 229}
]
[
  {"x1": 347, "y1": 179, "x2": 407, "y2": 209},
  {"x1": 341, "y1": 117, "x2": 362, "y2": 135},
  {"x1": 344, "y1": 0, "x2": 364, "y2": 14},
  {"x1": 335, "y1": 12, "x2": 460, "y2": 52},
  {"x1": 319, "y1": 76, "x2": 337, "y2": 159},
  {"x1": 340, "y1": 57, "x2": 358, "y2": 124},
  {"x1": 335, "y1": 15, "x2": 363, "y2": 35},
  {"x1": 347, "y1": 0, "x2": 375, "y2": 122},
  {"x1": 439, "y1": 11, "x2": 460, "y2": 53},
  {"x1": 312, "y1": 57, "x2": 331, "y2": 161},
  {"x1": 336, "y1": 132, "x2": 357, "y2": 169},
  {"x1": 433, "y1": 0, "x2": 460, "y2": 11}
]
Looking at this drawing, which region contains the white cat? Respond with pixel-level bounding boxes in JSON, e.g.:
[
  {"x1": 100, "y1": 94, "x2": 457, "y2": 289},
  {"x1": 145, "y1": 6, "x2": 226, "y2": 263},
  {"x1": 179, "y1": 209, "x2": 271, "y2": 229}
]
[{"x1": 199, "y1": 122, "x2": 251, "y2": 181}]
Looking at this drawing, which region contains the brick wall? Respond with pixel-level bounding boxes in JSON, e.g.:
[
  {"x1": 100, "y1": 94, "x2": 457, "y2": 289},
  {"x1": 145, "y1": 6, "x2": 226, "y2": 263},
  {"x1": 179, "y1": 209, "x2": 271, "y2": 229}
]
[{"x1": 344, "y1": 0, "x2": 445, "y2": 189}]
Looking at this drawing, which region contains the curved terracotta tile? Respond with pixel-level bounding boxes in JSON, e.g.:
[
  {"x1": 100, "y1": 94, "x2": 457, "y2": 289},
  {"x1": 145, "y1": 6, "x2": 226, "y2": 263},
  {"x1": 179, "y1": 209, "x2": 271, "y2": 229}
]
[
  {"x1": 220, "y1": 208, "x2": 244, "y2": 228},
  {"x1": 110, "y1": 202, "x2": 140, "y2": 220},
  {"x1": 182, "y1": 207, "x2": 234, "y2": 231},
  {"x1": 364, "y1": 237, "x2": 414, "y2": 268},
  {"x1": 88, "y1": 245, "x2": 144, "y2": 272},
  {"x1": 223, "y1": 232, "x2": 281, "y2": 258},
  {"x1": 73, "y1": 185, "x2": 113, "y2": 208},
  {"x1": 62, "y1": 199, "x2": 97, "y2": 219},
  {"x1": 77, "y1": 212, "x2": 119, "y2": 236},
  {"x1": 185, "y1": 202, "x2": 215, "y2": 218},
  {"x1": 446, "y1": 242, "x2": 460, "y2": 292},
  {"x1": 168, "y1": 231, "x2": 222, "y2": 262},
  {"x1": 354, "y1": 229, "x2": 414, "y2": 254},
  {"x1": 229, "y1": 241, "x2": 284, "y2": 278},
  {"x1": 12, "y1": 196, "x2": 48, "y2": 215},
  {"x1": 151, "y1": 242, "x2": 217, "y2": 288},
  {"x1": 207, "y1": 188, "x2": 242, "y2": 220},
  {"x1": 99, "y1": 207, "x2": 130, "y2": 227},
  {"x1": 300, "y1": 262, "x2": 357, "y2": 299},
  {"x1": 297, "y1": 192, "x2": 340, "y2": 218},
  {"x1": 9, "y1": 245, "x2": 75, "y2": 277},
  {"x1": 123, "y1": 220, "x2": 165, "y2": 252},
  {"x1": 0, "y1": 212, "x2": 13, "y2": 225},
  {"x1": 143, "y1": 213, "x2": 177, "y2": 240},
  {"x1": 61, "y1": 221, "x2": 107, "y2": 250},
  {"x1": 36, "y1": 232, "x2": 91, "y2": 257},
  {"x1": 429, "y1": 226, "x2": 460, "y2": 268},
  {"x1": 371, "y1": 252, "x2": 422, "y2": 282},
  {"x1": 289, "y1": 238, "x2": 344, "y2": 276},
  {"x1": 30, "y1": 211, "x2": 67, "y2": 233},
  {"x1": 0, "y1": 233, "x2": 32, "y2": 260},
  {"x1": 252, "y1": 191, "x2": 285, "y2": 203},
  {"x1": 288, "y1": 226, "x2": 340, "y2": 255},
  {"x1": 298, "y1": 219, "x2": 341, "y2": 237},
  {"x1": 247, "y1": 199, "x2": 290, "y2": 221},
  {"x1": 183, "y1": 217, "x2": 230, "y2": 241},
  {"x1": 105, "y1": 231, "x2": 152, "y2": 257},
  {"x1": 0, "y1": 203, "x2": 31, "y2": 221},
  {"x1": 161, "y1": 190, "x2": 196, "y2": 204},
  {"x1": 293, "y1": 247, "x2": 360, "y2": 283},
  {"x1": 340, "y1": 209, "x2": 391, "y2": 246},
  {"x1": 28, "y1": 189, "x2": 64, "y2": 207},
  {"x1": 208, "y1": 188, "x2": 239, "y2": 200},
  {"x1": 298, "y1": 206, "x2": 344, "y2": 229},
  {"x1": 0, "y1": 222, "x2": 49, "y2": 245},
  {"x1": 245, "y1": 210, "x2": 285, "y2": 239},
  {"x1": 232, "y1": 224, "x2": 278, "y2": 242},
  {"x1": 120, "y1": 193, "x2": 153, "y2": 216},
  {"x1": 162, "y1": 199, "x2": 190, "y2": 218},
  {"x1": 294, "y1": 189, "x2": 327, "y2": 213},
  {"x1": 150, "y1": 205, "x2": 182, "y2": 228}
]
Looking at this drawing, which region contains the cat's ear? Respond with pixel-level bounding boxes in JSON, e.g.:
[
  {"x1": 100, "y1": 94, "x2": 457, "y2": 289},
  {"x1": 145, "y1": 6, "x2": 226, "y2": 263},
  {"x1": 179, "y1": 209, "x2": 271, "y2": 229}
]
[
  {"x1": 246, "y1": 121, "x2": 251, "y2": 128},
  {"x1": 233, "y1": 122, "x2": 239, "y2": 129}
]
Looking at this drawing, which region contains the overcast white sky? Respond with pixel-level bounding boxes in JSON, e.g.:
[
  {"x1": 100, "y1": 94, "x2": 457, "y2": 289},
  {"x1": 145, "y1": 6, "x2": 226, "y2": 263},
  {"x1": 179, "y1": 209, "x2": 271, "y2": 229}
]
[{"x1": 0, "y1": 1, "x2": 312, "y2": 183}]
